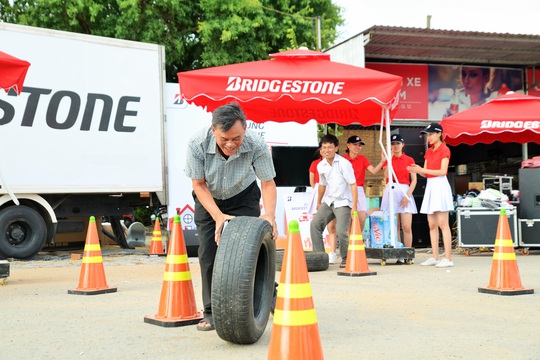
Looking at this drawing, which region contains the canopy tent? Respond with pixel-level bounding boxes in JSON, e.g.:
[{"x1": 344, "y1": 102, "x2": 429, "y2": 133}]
[
  {"x1": 177, "y1": 48, "x2": 402, "y2": 126},
  {"x1": 0, "y1": 50, "x2": 31, "y2": 94},
  {"x1": 441, "y1": 93, "x2": 540, "y2": 146},
  {"x1": 178, "y1": 48, "x2": 404, "y2": 244}
]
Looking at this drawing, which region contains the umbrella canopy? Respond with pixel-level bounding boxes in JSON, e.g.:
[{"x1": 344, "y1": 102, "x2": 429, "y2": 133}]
[
  {"x1": 177, "y1": 48, "x2": 402, "y2": 126},
  {"x1": 441, "y1": 93, "x2": 540, "y2": 146},
  {"x1": 0, "y1": 50, "x2": 31, "y2": 94}
]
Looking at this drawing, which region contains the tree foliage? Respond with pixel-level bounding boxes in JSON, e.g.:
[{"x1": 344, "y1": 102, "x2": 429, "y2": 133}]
[{"x1": 0, "y1": 0, "x2": 343, "y2": 81}]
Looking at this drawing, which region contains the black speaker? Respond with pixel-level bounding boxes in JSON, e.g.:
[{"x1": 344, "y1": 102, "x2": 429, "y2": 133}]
[{"x1": 519, "y1": 168, "x2": 540, "y2": 219}]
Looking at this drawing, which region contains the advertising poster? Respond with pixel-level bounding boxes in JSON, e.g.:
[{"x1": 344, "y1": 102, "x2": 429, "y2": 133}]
[{"x1": 367, "y1": 63, "x2": 526, "y2": 121}]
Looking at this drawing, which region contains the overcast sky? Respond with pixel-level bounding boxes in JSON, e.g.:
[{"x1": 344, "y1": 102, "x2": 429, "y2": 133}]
[{"x1": 332, "y1": 0, "x2": 540, "y2": 44}]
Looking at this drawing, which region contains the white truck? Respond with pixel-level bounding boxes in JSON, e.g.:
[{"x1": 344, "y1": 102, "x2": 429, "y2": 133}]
[{"x1": 0, "y1": 23, "x2": 167, "y2": 259}]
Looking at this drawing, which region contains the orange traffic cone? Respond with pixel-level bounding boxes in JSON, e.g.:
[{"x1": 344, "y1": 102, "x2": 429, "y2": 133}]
[
  {"x1": 148, "y1": 218, "x2": 165, "y2": 255},
  {"x1": 478, "y1": 208, "x2": 534, "y2": 296},
  {"x1": 338, "y1": 211, "x2": 377, "y2": 277},
  {"x1": 267, "y1": 220, "x2": 323, "y2": 360},
  {"x1": 144, "y1": 215, "x2": 203, "y2": 327},
  {"x1": 68, "y1": 216, "x2": 117, "y2": 295}
]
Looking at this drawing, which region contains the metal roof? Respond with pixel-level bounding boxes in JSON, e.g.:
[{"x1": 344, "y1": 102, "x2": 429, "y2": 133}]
[{"x1": 332, "y1": 26, "x2": 540, "y2": 68}]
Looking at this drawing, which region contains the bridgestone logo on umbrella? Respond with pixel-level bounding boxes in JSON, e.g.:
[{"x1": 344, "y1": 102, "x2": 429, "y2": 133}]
[
  {"x1": 480, "y1": 120, "x2": 540, "y2": 129},
  {"x1": 226, "y1": 76, "x2": 345, "y2": 95}
]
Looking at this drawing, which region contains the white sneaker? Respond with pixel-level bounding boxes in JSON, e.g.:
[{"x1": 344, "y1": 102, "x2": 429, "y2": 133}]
[
  {"x1": 435, "y1": 258, "x2": 454, "y2": 268},
  {"x1": 328, "y1": 252, "x2": 337, "y2": 264},
  {"x1": 420, "y1": 257, "x2": 440, "y2": 266}
]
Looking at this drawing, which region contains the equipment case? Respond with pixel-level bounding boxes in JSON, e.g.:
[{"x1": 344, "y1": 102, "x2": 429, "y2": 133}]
[{"x1": 457, "y1": 207, "x2": 518, "y2": 251}]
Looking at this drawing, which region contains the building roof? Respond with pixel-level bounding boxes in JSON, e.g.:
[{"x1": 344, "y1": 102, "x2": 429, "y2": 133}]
[{"x1": 335, "y1": 26, "x2": 540, "y2": 68}]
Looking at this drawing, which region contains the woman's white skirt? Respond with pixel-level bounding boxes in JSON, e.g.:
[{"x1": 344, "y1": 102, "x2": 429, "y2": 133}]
[
  {"x1": 420, "y1": 176, "x2": 454, "y2": 214},
  {"x1": 381, "y1": 183, "x2": 417, "y2": 214}
]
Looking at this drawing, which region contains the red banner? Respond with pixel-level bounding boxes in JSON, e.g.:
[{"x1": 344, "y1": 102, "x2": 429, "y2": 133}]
[{"x1": 367, "y1": 63, "x2": 429, "y2": 120}]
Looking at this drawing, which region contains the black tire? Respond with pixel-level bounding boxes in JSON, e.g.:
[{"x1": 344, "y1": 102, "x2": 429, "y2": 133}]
[
  {"x1": 0, "y1": 206, "x2": 47, "y2": 259},
  {"x1": 212, "y1": 216, "x2": 275, "y2": 344},
  {"x1": 275, "y1": 249, "x2": 329, "y2": 272}
]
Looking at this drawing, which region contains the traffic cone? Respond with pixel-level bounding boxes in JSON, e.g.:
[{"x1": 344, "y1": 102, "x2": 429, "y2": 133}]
[
  {"x1": 267, "y1": 220, "x2": 323, "y2": 360},
  {"x1": 144, "y1": 215, "x2": 203, "y2": 327},
  {"x1": 68, "y1": 216, "x2": 117, "y2": 295},
  {"x1": 338, "y1": 211, "x2": 377, "y2": 277},
  {"x1": 478, "y1": 208, "x2": 534, "y2": 296},
  {"x1": 148, "y1": 218, "x2": 165, "y2": 255}
]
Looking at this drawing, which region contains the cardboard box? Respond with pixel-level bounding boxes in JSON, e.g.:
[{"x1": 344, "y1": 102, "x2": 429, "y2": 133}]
[{"x1": 468, "y1": 182, "x2": 483, "y2": 191}]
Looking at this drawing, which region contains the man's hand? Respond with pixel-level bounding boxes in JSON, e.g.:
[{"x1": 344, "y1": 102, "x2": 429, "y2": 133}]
[
  {"x1": 214, "y1": 214, "x2": 235, "y2": 245},
  {"x1": 260, "y1": 214, "x2": 278, "y2": 240}
]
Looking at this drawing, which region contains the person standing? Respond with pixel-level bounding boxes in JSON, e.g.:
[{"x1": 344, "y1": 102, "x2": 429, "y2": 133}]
[
  {"x1": 381, "y1": 134, "x2": 418, "y2": 264},
  {"x1": 310, "y1": 134, "x2": 357, "y2": 269},
  {"x1": 184, "y1": 102, "x2": 278, "y2": 331},
  {"x1": 344, "y1": 135, "x2": 385, "y2": 234},
  {"x1": 407, "y1": 123, "x2": 454, "y2": 268},
  {"x1": 309, "y1": 149, "x2": 338, "y2": 264}
]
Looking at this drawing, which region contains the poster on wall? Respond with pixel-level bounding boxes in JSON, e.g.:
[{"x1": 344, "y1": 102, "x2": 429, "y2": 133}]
[
  {"x1": 367, "y1": 63, "x2": 428, "y2": 120},
  {"x1": 526, "y1": 68, "x2": 540, "y2": 96},
  {"x1": 428, "y1": 65, "x2": 524, "y2": 120},
  {"x1": 367, "y1": 63, "x2": 525, "y2": 121}
]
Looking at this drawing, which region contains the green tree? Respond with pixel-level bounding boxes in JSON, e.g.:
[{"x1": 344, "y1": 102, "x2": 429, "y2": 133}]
[
  {"x1": 0, "y1": 0, "x2": 343, "y2": 81},
  {"x1": 198, "y1": 0, "x2": 342, "y2": 67}
]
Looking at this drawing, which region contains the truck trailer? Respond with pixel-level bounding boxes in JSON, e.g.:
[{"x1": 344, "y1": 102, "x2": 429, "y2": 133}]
[{"x1": 0, "y1": 23, "x2": 167, "y2": 259}]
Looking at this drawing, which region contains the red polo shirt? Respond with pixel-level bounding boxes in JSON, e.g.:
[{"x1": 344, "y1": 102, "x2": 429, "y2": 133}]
[
  {"x1": 309, "y1": 158, "x2": 322, "y2": 184},
  {"x1": 383, "y1": 153, "x2": 415, "y2": 185},
  {"x1": 343, "y1": 153, "x2": 371, "y2": 186},
  {"x1": 424, "y1": 142, "x2": 451, "y2": 178}
]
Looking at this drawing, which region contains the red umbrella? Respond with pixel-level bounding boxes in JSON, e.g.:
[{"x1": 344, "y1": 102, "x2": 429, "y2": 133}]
[
  {"x1": 0, "y1": 50, "x2": 31, "y2": 94},
  {"x1": 177, "y1": 48, "x2": 402, "y2": 126},
  {"x1": 441, "y1": 93, "x2": 540, "y2": 146}
]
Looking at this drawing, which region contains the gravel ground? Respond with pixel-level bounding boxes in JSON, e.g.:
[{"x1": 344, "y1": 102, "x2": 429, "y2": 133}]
[{"x1": 2, "y1": 244, "x2": 540, "y2": 360}]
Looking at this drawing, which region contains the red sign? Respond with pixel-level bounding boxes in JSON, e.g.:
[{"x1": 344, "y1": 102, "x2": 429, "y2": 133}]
[{"x1": 367, "y1": 63, "x2": 428, "y2": 120}]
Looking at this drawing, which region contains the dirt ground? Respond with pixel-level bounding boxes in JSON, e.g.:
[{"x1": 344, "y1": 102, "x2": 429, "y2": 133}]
[{"x1": 2, "y1": 243, "x2": 540, "y2": 360}]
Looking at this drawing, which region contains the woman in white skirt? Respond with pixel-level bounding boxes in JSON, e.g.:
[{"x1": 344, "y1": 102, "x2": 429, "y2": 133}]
[
  {"x1": 407, "y1": 123, "x2": 454, "y2": 268},
  {"x1": 381, "y1": 134, "x2": 417, "y2": 258}
]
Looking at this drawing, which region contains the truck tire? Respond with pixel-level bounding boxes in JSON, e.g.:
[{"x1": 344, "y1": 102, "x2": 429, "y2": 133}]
[
  {"x1": 275, "y1": 249, "x2": 329, "y2": 272},
  {"x1": 0, "y1": 206, "x2": 47, "y2": 259},
  {"x1": 212, "y1": 216, "x2": 275, "y2": 344}
]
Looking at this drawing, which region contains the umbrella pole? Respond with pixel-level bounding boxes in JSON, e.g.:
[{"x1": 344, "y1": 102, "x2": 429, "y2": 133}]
[{"x1": 378, "y1": 108, "x2": 396, "y2": 246}]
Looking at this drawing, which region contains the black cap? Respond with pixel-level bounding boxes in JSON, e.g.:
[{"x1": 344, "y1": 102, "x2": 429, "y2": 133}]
[
  {"x1": 347, "y1": 135, "x2": 365, "y2": 145},
  {"x1": 390, "y1": 134, "x2": 404, "y2": 143},
  {"x1": 421, "y1": 122, "x2": 443, "y2": 134}
]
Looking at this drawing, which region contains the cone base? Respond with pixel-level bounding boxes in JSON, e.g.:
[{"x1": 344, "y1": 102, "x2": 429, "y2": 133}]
[
  {"x1": 144, "y1": 314, "x2": 203, "y2": 328},
  {"x1": 478, "y1": 287, "x2": 534, "y2": 296},
  {"x1": 338, "y1": 270, "x2": 377, "y2": 277},
  {"x1": 146, "y1": 253, "x2": 167, "y2": 257},
  {"x1": 68, "y1": 287, "x2": 117, "y2": 295}
]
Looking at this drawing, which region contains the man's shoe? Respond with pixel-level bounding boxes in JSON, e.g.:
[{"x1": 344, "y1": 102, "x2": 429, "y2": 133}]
[{"x1": 328, "y1": 252, "x2": 338, "y2": 264}]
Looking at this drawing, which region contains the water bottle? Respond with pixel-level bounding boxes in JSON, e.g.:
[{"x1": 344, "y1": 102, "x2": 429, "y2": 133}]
[
  {"x1": 362, "y1": 228, "x2": 370, "y2": 248},
  {"x1": 457, "y1": 194, "x2": 463, "y2": 207}
]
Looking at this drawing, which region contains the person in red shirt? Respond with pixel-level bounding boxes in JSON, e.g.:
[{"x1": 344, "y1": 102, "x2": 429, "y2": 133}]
[
  {"x1": 308, "y1": 150, "x2": 338, "y2": 264},
  {"x1": 407, "y1": 123, "x2": 454, "y2": 268},
  {"x1": 344, "y1": 135, "x2": 385, "y2": 232},
  {"x1": 381, "y1": 134, "x2": 417, "y2": 261}
]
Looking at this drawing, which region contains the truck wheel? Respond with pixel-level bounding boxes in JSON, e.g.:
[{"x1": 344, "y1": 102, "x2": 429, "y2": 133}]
[
  {"x1": 0, "y1": 206, "x2": 47, "y2": 259},
  {"x1": 275, "y1": 249, "x2": 329, "y2": 272},
  {"x1": 212, "y1": 216, "x2": 275, "y2": 344}
]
